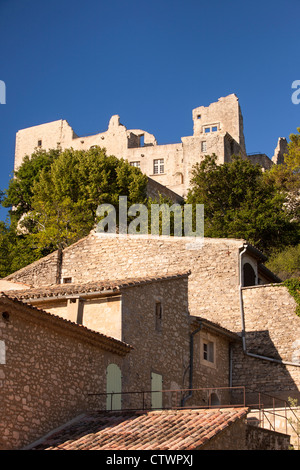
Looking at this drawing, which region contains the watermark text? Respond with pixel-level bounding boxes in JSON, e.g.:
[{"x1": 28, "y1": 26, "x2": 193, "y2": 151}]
[
  {"x1": 291, "y1": 80, "x2": 300, "y2": 105},
  {"x1": 0, "y1": 80, "x2": 6, "y2": 104},
  {"x1": 95, "y1": 196, "x2": 204, "y2": 246}
]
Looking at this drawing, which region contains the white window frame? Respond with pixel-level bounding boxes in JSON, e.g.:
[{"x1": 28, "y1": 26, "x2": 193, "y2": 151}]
[
  {"x1": 200, "y1": 334, "x2": 216, "y2": 368},
  {"x1": 201, "y1": 141, "x2": 207, "y2": 152},
  {"x1": 130, "y1": 161, "x2": 140, "y2": 168}
]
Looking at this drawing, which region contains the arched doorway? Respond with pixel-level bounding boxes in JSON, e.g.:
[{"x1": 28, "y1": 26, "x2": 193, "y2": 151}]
[{"x1": 209, "y1": 393, "x2": 220, "y2": 407}]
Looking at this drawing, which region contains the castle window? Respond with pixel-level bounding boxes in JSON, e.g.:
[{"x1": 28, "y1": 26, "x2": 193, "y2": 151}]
[
  {"x1": 130, "y1": 161, "x2": 140, "y2": 168},
  {"x1": 153, "y1": 159, "x2": 164, "y2": 174},
  {"x1": 37, "y1": 140, "x2": 42, "y2": 147},
  {"x1": 62, "y1": 277, "x2": 72, "y2": 284},
  {"x1": 204, "y1": 127, "x2": 210, "y2": 134},
  {"x1": 139, "y1": 135, "x2": 144, "y2": 147},
  {"x1": 201, "y1": 141, "x2": 207, "y2": 152},
  {"x1": 197, "y1": 114, "x2": 201, "y2": 119},
  {"x1": 212, "y1": 126, "x2": 218, "y2": 132}
]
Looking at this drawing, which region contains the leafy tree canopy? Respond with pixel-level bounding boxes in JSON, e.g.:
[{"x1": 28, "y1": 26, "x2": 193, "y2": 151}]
[
  {"x1": 186, "y1": 154, "x2": 299, "y2": 255},
  {"x1": 0, "y1": 146, "x2": 148, "y2": 275}
]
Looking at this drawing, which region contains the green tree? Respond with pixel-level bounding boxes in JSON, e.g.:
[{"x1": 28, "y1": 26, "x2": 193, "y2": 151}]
[
  {"x1": 266, "y1": 244, "x2": 300, "y2": 280},
  {"x1": 187, "y1": 154, "x2": 299, "y2": 254},
  {"x1": 0, "y1": 146, "x2": 148, "y2": 275},
  {"x1": 2, "y1": 148, "x2": 60, "y2": 225},
  {"x1": 26, "y1": 146, "x2": 148, "y2": 250},
  {"x1": 284, "y1": 127, "x2": 300, "y2": 173}
]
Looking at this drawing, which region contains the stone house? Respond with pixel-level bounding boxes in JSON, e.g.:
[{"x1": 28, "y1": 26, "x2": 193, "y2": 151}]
[
  {"x1": 0, "y1": 269, "x2": 248, "y2": 449},
  {"x1": 4, "y1": 231, "x2": 300, "y2": 405},
  {"x1": 0, "y1": 289, "x2": 131, "y2": 450}
]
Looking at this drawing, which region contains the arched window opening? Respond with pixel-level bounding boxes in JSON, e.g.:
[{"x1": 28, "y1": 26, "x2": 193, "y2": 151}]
[
  {"x1": 243, "y1": 262, "x2": 256, "y2": 287},
  {"x1": 209, "y1": 392, "x2": 220, "y2": 407}
]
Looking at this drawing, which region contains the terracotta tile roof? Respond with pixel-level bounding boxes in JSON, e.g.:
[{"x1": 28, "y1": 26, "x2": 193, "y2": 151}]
[
  {"x1": 30, "y1": 408, "x2": 248, "y2": 450},
  {"x1": 3, "y1": 272, "x2": 190, "y2": 302}
]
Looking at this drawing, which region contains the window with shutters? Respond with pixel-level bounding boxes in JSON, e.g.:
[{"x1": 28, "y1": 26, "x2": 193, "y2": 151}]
[{"x1": 151, "y1": 372, "x2": 163, "y2": 409}]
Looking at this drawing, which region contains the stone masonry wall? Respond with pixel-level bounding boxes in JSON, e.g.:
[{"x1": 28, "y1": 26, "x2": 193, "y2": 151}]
[
  {"x1": 6, "y1": 234, "x2": 244, "y2": 327},
  {"x1": 232, "y1": 285, "x2": 300, "y2": 401},
  {"x1": 200, "y1": 416, "x2": 247, "y2": 450},
  {"x1": 120, "y1": 278, "x2": 191, "y2": 409}
]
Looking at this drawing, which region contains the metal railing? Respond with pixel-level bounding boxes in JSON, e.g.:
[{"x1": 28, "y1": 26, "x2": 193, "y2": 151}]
[{"x1": 88, "y1": 386, "x2": 247, "y2": 412}]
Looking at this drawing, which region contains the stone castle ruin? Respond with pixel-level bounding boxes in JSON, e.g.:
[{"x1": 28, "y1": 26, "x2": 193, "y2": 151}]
[{"x1": 14, "y1": 93, "x2": 288, "y2": 198}]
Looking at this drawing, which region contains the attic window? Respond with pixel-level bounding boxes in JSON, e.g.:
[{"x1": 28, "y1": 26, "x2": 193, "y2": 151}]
[{"x1": 62, "y1": 277, "x2": 72, "y2": 284}]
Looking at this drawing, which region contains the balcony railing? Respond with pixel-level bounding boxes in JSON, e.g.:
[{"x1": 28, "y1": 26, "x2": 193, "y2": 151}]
[{"x1": 88, "y1": 386, "x2": 300, "y2": 449}]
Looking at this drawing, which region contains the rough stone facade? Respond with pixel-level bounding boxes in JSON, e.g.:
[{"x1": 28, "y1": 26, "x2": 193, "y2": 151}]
[
  {"x1": 232, "y1": 284, "x2": 300, "y2": 403},
  {"x1": 1, "y1": 273, "x2": 242, "y2": 449},
  {"x1": 5, "y1": 232, "x2": 299, "y2": 405},
  {"x1": 0, "y1": 295, "x2": 130, "y2": 450}
]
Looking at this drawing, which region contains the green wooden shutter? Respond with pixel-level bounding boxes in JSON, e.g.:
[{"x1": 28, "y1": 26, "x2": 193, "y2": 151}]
[
  {"x1": 106, "y1": 364, "x2": 122, "y2": 411},
  {"x1": 151, "y1": 372, "x2": 163, "y2": 409}
]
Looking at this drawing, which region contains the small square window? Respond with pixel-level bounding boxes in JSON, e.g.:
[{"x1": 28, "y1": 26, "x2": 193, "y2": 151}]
[
  {"x1": 197, "y1": 114, "x2": 201, "y2": 119},
  {"x1": 130, "y1": 161, "x2": 140, "y2": 168},
  {"x1": 203, "y1": 341, "x2": 214, "y2": 363},
  {"x1": 204, "y1": 127, "x2": 210, "y2": 134},
  {"x1": 62, "y1": 277, "x2": 72, "y2": 284},
  {"x1": 37, "y1": 140, "x2": 42, "y2": 147},
  {"x1": 212, "y1": 126, "x2": 218, "y2": 132}
]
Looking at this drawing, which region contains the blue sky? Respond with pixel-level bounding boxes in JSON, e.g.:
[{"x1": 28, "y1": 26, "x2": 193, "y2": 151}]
[{"x1": 0, "y1": 0, "x2": 299, "y2": 221}]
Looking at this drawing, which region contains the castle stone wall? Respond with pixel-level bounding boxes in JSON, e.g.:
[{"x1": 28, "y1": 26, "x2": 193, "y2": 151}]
[{"x1": 13, "y1": 95, "x2": 247, "y2": 197}]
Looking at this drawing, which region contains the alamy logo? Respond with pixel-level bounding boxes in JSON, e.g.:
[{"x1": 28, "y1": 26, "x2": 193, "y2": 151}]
[
  {"x1": 0, "y1": 80, "x2": 6, "y2": 104},
  {"x1": 95, "y1": 196, "x2": 204, "y2": 247},
  {"x1": 291, "y1": 80, "x2": 300, "y2": 105}
]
